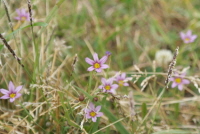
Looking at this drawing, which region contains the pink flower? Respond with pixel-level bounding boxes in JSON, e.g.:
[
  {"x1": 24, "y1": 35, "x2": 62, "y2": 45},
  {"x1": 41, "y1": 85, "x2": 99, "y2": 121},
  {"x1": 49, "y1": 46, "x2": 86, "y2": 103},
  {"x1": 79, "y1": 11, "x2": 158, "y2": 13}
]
[
  {"x1": 99, "y1": 78, "x2": 118, "y2": 94},
  {"x1": 85, "y1": 53, "x2": 109, "y2": 72},
  {"x1": 0, "y1": 81, "x2": 23, "y2": 102},
  {"x1": 170, "y1": 72, "x2": 190, "y2": 90},
  {"x1": 85, "y1": 102, "x2": 103, "y2": 122},
  {"x1": 15, "y1": 9, "x2": 30, "y2": 22},
  {"x1": 115, "y1": 73, "x2": 129, "y2": 87},
  {"x1": 180, "y1": 30, "x2": 197, "y2": 44}
]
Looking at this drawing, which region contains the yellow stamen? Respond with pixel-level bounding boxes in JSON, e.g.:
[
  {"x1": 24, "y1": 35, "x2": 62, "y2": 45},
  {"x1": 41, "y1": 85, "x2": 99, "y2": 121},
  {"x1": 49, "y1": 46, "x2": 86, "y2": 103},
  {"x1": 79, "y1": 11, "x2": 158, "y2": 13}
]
[
  {"x1": 119, "y1": 80, "x2": 124, "y2": 86},
  {"x1": 9, "y1": 93, "x2": 16, "y2": 98},
  {"x1": 185, "y1": 38, "x2": 190, "y2": 41},
  {"x1": 94, "y1": 63, "x2": 100, "y2": 69},
  {"x1": 104, "y1": 85, "x2": 111, "y2": 90},
  {"x1": 90, "y1": 111, "x2": 96, "y2": 117},
  {"x1": 175, "y1": 78, "x2": 182, "y2": 83},
  {"x1": 21, "y1": 16, "x2": 27, "y2": 22}
]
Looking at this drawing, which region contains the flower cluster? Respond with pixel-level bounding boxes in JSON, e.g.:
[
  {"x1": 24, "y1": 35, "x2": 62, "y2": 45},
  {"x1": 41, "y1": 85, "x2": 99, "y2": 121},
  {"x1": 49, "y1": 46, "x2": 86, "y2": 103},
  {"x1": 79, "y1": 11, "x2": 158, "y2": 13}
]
[
  {"x1": 0, "y1": 81, "x2": 23, "y2": 102},
  {"x1": 85, "y1": 52, "x2": 130, "y2": 122}
]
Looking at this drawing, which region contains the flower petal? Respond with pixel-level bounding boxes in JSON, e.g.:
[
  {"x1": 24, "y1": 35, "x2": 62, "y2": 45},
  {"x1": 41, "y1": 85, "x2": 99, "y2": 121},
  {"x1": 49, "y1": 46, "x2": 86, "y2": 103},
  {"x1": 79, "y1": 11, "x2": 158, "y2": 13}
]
[
  {"x1": 182, "y1": 79, "x2": 190, "y2": 84},
  {"x1": 180, "y1": 32, "x2": 185, "y2": 40},
  {"x1": 21, "y1": 9, "x2": 26, "y2": 15},
  {"x1": 171, "y1": 82, "x2": 177, "y2": 88},
  {"x1": 93, "y1": 53, "x2": 99, "y2": 61},
  {"x1": 178, "y1": 84, "x2": 183, "y2": 90},
  {"x1": 95, "y1": 68, "x2": 102, "y2": 73},
  {"x1": 86, "y1": 113, "x2": 91, "y2": 119},
  {"x1": 89, "y1": 102, "x2": 95, "y2": 110},
  {"x1": 169, "y1": 77, "x2": 174, "y2": 81},
  {"x1": 121, "y1": 73, "x2": 126, "y2": 79},
  {"x1": 107, "y1": 78, "x2": 113, "y2": 85},
  {"x1": 109, "y1": 89, "x2": 116, "y2": 94},
  {"x1": 87, "y1": 66, "x2": 95, "y2": 71},
  {"x1": 0, "y1": 94, "x2": 10, "y2": 99},
  {"x1": 115, "y1": 76, "x2": 120, "y2": 81},
  {"x1": 14, "y1": 17, "x2": 21, "y2": 20},
  {"x1": 99, "y1": 56, "x2": 108, "y2": 64},
  {"x1": 191, "y1": 35, "x2": 197, "y2": 42},
  {"x1": 101, "y1": 78, "x2": 107, "y2": 84},
  {"x1": 0, "y1": 89, "x2": 9, "y2": 94},
  {"x1": 85, "y1": 108, "x2": 91, "y2": 113},
  {"x1": 111, "y1": 84, "x2": 119, "y2": 90},
  {"x1": 85, "y1": 58, "x2": 94, "y2": 65},
  {"x1": 10, "y1": 98, "x2": 15, "y2": 102},
  {"x1": 186, "y1": 30, "x2": 192, "y2": 36},
  {"x1": 98, "y1": 85, "x2": 103, "y2": 89},
  {"x1": 123, "y1": 83, "x2": 129, "y2": 86},
  {"x1": 96, "y1": 112, "x2": 103, "y2": 117},
  {"x1": 26, "y1": 16, "x2": 31, "y2": 21},
  {"x1": 100, "y1": 64, "x2": 109, "y2": 69},
  {"x1": 92, "y1": 117, "x2": 97, "y2": 122},
  {"x1": 15, "y1": 93, "x2": 21, "y2": 99},
  {"x1": 16, "y1": 9, "x2": 21, "y2": 14},
  {"x1": 179, "y1": 72, "x2": 186, "y2": 77},
  {"x1": 95, "y1": 106, "x2": 101, "y2": 112},
  {"x1": 15, "y1": 86, "x2": 23, "y2": 92},
  {"x1": 9, "y1": 81, "x2": 15, "y2": 92}
]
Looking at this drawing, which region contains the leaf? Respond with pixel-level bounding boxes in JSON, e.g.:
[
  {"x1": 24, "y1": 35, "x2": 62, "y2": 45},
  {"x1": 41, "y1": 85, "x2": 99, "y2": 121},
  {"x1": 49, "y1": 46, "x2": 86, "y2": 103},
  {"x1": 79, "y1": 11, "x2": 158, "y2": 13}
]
[
  {"x1": 6, "y1": 22, "x2": 48, "y2": 38},
  {"x1": 32, "y1": 22, "x2": 48, "y2": 27},
  {"x1": 141, "y1": 103, "x2": 147, "y2": 119}
]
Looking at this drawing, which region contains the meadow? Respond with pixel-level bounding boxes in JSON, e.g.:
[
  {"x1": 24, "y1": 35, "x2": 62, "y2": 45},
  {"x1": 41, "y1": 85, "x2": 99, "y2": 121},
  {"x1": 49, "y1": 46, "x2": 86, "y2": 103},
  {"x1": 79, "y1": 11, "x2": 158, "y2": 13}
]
[{"x1": 0, "y1": 0, "x2": 200, "y2": 133}]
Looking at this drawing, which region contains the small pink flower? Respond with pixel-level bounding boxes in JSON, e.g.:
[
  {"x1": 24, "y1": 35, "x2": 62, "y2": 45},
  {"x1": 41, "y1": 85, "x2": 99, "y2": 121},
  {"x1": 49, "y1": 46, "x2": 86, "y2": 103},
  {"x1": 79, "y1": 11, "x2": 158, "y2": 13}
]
[
  {"x1": 15, "y1": 8, "x2": 30, "y2": 22},
  {"x1": 85, "y1": 102, "x2": 103, "y2": 122},
  {"x1": 170, "y1": 72, "x2": 190, "y2": 90},
  {"x1": 85, "y1": 53, "x2": 109, "y2": 72},
  {"x1": 99, "y1": 78, "x2": 118, "y2": 94},
  {"x1": 0, "y1": 81, "x2": 23, "y2": 102},
  {"x1": 115, "y1": 73, "x2": 129, "y2": 87},
  {"x1": 180, "y1": 30, "x2": 197, "y2": 44}
]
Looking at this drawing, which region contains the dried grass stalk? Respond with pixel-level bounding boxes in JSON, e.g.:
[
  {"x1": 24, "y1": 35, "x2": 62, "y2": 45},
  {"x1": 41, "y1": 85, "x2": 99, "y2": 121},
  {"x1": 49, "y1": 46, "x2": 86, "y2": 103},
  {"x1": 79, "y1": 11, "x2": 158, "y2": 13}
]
[
  {"x1": 165, "y1": 46, "x2": 179, "y2": 88},
  {"x1": 0, "y1": 33, "x2": 24, "y2": 67}
]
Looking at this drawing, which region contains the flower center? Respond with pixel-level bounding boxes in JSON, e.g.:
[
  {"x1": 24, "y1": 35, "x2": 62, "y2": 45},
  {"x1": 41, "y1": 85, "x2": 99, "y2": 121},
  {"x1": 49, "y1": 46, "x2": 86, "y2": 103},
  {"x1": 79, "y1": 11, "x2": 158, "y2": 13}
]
[
  {"x1": 21, "y1": 16, "x2": 27, "y2": 21},
  {"x1": 94, "y1": 63, "x2": 100, "y2": 69},
  {"x1": 119, "y1": 80, "x2": 124, "y2": 86},
  {"x1": 9, "y1": 93, "x2": 16, "y2": 98},
  {"x1": 185, "y1": 37, "x2": 190, "y2": 41},
  {"x1": 104, "y1": 85, "x2": 111, "y2": 90},
  {"x1": 175, "y1": 78, "x2": 182, "y2": 83},
  {"x1": 89, "y1": 111, "x2": 97, "y2": 117}
]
